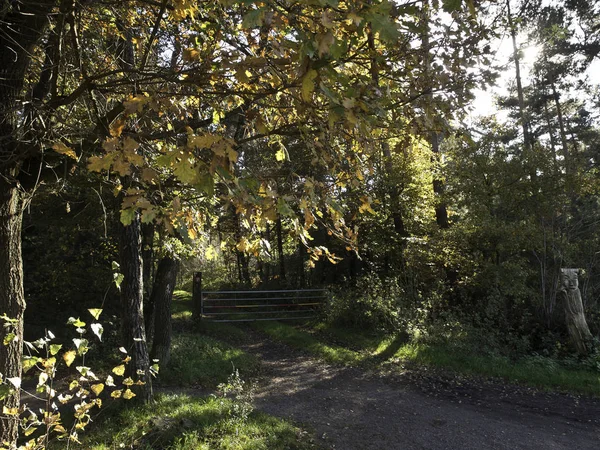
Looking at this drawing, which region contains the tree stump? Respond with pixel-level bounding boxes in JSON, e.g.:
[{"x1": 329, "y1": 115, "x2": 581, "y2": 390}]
[{"x1": 559, "y1": 268, "x2": 593, "y2": 355}]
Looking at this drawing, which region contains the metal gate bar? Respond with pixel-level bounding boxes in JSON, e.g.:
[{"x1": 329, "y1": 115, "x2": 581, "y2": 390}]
[{"x1": 194, "y1": 273, "x2": 327, "y2": 323}]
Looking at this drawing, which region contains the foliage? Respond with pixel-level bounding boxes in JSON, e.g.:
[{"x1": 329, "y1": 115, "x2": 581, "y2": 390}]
[
  {"x1": 325, "y1": 273, "x2": 405, "y2": 332},
  {"x1": 215, "y1": 369, "x2": 256, "y2": 427},
  {"x1": 0, "y1": 309, "x2": 144, "y2": 449}
]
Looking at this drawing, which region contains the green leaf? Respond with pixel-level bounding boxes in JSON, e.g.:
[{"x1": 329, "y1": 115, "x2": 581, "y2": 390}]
[
  {"x1": 242, "y1": 7, "x2": 264, "y2": 28},
  {"x1": 367, "y1": 13, "x2": 399, "y2": 43},
  {"x1": 443, "y1": 0, "x2": 462, "y2": 12},
  {"x1": 72, "y1": 338, "x2": 89, "y2": 356},
  {"x1": 174, "y1": 160, "x2": 198, "y2": 184},
  {"x1": 114, "y1": 273, "x2": 124, "y2": 290},
  {"x1": 196, "y1": 171, "x2": 214, "y2": 196},
  {"x1": 67, "y1": 317, "x2": 86, "y2": 327},
  {"x1": 22, "y1": 357, "x2": 39, "y2": 373},
  {"x1": 0, "y1": 384, "x2": 11, "y2": 401},
  {"x1": 120, "y1": 208, "x2": 136, "y2": 226},
  {"x1": 3, "y1": 332, "x2": 16, "y2": 346},
  {"x1": 49, "y1": 344, "x2": 62, "y2": 356}
]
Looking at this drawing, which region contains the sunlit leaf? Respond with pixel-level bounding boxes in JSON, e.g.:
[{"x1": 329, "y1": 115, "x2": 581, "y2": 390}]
[
  {"x1": 88, "y1": 309, "x2": 103, "y2": 320},
  {"x1": 122, "y1": 389, "x2": 136, "y2": 400},
  {"x1": 51, "y1": 142, "x2": 77, "y2": 160},
  {"x1": 91, "y1": 384, "x2": 104, "y2": 396}
]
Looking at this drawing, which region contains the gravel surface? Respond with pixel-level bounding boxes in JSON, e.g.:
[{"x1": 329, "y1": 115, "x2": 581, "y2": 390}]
[{"x1": 240, "y1": 335, "x2": 600, "y2": 450}]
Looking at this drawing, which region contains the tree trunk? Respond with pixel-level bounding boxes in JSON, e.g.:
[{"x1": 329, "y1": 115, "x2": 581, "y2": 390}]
[
  {"x1": 142, "y1": 223, "x2": 155, "y2": 343},
  {"x1": 0, "y1": 169, "x2": 25, "y2": 447},
  {"x1": 559, "y1": 269, "x2": 593, "y2": 355},
  {"x1": 507, "y1": 0, "x2": 533, "y2": 154},
  {"x1": 150, "y1": 257, "x2": 179, "y2": 367},
  {"x1": 421, "y1": 2, "x2": 449, "y2": 229},
  {"x1": 119, "y1": 211, "x2": 152, "y2": 402},
  {"x1": 0, "y1": 2, "x2": 56, "y2": 446},
  {"x1": 276, "y1": 215, "x2": 286, "y2": 281}
]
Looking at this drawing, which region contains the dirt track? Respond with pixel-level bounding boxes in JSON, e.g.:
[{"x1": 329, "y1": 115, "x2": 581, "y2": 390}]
[{"x1": 241, "y1": 335, "x2": 600, "y2": 450}]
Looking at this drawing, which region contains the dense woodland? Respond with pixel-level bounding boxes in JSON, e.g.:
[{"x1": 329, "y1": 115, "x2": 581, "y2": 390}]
[{"x1": 1, "y1": 0, "x2": 600, "y2": 448}]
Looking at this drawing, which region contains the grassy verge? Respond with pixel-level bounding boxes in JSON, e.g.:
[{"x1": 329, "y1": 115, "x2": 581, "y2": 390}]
[
  {"x1": 390, "y1": 342, "x2": 600, "y2": 396},
  {"x1": 159, "y1": 332, "x2": 260, "y2": 388},
  {"x1": 261, "y1": 321, "x2": 600, "y2": 396},
  {"x1": 79, "y1": 394, "x2": 316, "y2": 450}
]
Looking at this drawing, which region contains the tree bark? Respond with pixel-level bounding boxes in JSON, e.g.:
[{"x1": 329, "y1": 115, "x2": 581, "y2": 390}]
[
  {"x1": 0, "y1": 169, "x2": 25, "y2": 447},
  {"x1": 507, "y1": 0, "x2": 533, "y2": 154},
  {"x1": 559, "y1": 269, "x2": 593, "y2": 355},
  {"x1": 119, "y1": 211, "x2": 152, "y2": 402},
  {"x1": 142, "y1": 223, "x2": 155, "y2": 343},
  {"x1": 420, "y1": 2, "x2": 449, "y2": 229},
  {"x1": 276, "y1": 214, "x2": 286, "y2": 281},
  {"x1": 150, "y1": 257, "x2": 179, "y2": 367},
  {"x1": 0, "y1": 2, "x2": 56, "y2": 446}
]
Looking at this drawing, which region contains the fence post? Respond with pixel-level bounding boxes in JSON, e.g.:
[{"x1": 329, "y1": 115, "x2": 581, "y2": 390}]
[{"x1": 193, "y1": 272, "x2": 203, "y2": 321}]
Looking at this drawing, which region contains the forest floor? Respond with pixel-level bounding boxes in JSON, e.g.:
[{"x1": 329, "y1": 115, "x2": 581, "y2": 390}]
[{"x1": 238, "y1": 328, "x2": 600, "y2": 450}]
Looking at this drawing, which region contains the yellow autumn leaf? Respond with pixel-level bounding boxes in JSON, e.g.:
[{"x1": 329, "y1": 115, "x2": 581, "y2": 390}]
[
  {"x1": 122, "y1": 389, "x2": 136, "y2": 400},
  {"x1": 88, "y1": 308, "x2": 102, "y2": 320},
  {"x1": 51, "y1": 142, "x2": 77, "y2": 160},
  {"x1": 91, "y1": 383, "x2": 104, "y2": 396},
  {"x1": 2, "y1": 406, "x2": 18, "y2": 416},
  {"x1": 183, "y1": 48, "x2": 200, "y2": 62},
  {"x1": 110, "y1": 390, "x2": 122, "y2": 399},
  {"x1": 275, "y1": 147, "x2": 287, "y2": 161},
  {"x1": 122, "y1": 377, "x2": 134, "y2": 386},
  {"x1": 63, "y1": 350, "x2": 77, "y2": 368},
  {"x1": 112, "y1": 365, "x2": 126, "y2": 376},
  {"x1": 301, "y1": 69, "x2": 318, "y2": 102},
  {"x1": 53, "y1": 424, "x2": 67, "y2": 434}
]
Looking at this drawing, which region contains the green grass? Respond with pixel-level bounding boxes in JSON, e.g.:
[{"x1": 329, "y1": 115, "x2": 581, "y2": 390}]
[
  {"x1": 260, "y1": 321, "x2": 600, "y2": 397},
  {"x1": 172, "y1": 290, "x2": 193, "y2": 321},
  {"x1": 79, "y1": 394, "x2": 317, "y2": 450},
  {"x1": 389, "y1": 342, "x2": 600, "y2": 396},
  {"x1": 159, "y1": 332, "x2": 259, "y2": 388}
]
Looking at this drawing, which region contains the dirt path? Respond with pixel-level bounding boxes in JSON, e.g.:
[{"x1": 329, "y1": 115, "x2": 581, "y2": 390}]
[{"x1": 240, "y1": 334, "x2": 600, "y2": 450}]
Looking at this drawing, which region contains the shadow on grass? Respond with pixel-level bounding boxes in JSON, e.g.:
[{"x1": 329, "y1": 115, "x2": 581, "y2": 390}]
[{"x1": 81, "y1": 394, "x2": 315, "y2": 450}]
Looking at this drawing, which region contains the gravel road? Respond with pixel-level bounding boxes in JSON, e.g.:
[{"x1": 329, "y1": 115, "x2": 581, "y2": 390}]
[{"x1": 241, "y1": 336, "x2": 600, "y2": 450}]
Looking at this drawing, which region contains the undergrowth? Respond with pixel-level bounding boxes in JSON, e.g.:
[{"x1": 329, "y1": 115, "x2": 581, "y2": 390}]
[{"x1": 78, "y1": 394, "x2": 316, "y2": 450}]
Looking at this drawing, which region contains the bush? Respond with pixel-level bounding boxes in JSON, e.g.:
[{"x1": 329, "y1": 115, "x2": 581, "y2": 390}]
[{"x1": 325, "y1": 273, "x2": 405, "y2": 332}]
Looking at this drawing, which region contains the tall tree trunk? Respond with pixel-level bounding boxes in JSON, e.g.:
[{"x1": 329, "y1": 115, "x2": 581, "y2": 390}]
[
  {"x1": 276, "y1": 214, "x2": 286, "y2": 281},
  {"x1": 150, "y1": 257, "x2": 179, "y2": 367},
  {"x1": 0, "y1": 169, "x2": 25, "y2": 447},
  {"x1": 421, "y1": 2, "x2": 449, "y2": 229},
  {"x1": 0, "y1": 2, "x2": 57, "y2": 446},
  {"x1": 507, "y1": 0, "x2": 533, "y2": 153},
  {"x1": 550, "y1": 80, "x2": 570, "y2": 176},
  {"x1": 119, "y1": 211, "x2": 152, "y2": 402},
  {"x1": 142, "y1": 223, "x2": 155, "y2": 343}
]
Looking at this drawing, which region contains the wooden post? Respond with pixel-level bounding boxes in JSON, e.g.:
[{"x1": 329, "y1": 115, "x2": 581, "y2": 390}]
[{"x1": 193, "y1": 272, "x2": 202, "y2": 321}]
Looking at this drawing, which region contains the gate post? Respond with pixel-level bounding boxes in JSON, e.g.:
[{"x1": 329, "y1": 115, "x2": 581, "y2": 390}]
[{"x1": 193, "y1": 272, "x2": 203, "y2": 321}]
